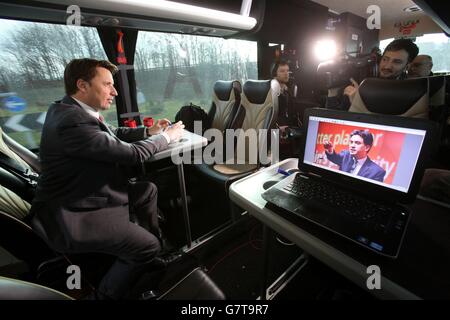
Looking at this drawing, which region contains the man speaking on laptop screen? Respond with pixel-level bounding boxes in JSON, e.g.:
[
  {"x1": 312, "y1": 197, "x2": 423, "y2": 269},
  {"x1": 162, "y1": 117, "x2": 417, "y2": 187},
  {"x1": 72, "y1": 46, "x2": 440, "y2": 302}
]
[
  {"x1": 309, "y1": 116, "x2": 423, "y2": 193},
  {"x1": 323, "y1": 130, "x2": 385, "y2": 182}
]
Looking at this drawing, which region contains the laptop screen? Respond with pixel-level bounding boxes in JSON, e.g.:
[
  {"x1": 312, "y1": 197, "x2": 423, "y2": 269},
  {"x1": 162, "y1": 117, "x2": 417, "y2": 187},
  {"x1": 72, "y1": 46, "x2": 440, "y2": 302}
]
[{"x1": 302, "y1": 115, "x2": 427, "y2": 193}]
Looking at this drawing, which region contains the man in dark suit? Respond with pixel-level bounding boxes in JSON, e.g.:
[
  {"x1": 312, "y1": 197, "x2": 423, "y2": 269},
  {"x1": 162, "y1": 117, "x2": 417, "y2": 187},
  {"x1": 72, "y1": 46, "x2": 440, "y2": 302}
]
[
  {"x1": 324, "y1": 129, "x2": 386, "y2": 182},
  {"x1": 30, "y1": 58, "x2": 184, "y2": 299}
]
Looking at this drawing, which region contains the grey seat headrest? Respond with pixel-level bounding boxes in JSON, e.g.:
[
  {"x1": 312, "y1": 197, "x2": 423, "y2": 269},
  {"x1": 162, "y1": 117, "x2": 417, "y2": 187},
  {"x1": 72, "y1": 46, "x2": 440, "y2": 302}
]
[{"x1": 243, "y1": 80, "x2": 272, "y2": 104}]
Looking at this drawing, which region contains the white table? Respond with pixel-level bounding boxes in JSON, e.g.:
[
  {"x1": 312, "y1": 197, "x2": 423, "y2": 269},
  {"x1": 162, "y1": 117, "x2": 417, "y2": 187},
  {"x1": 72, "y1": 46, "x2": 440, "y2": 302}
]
[{"x1": 229, "y1": 159, "x2": 438, "y2": 300}]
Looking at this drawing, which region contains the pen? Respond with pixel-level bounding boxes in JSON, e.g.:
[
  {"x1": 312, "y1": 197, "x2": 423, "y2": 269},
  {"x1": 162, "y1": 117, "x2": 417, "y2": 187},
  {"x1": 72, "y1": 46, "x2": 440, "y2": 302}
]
[
  {"x1": 163, "y1": 121, "x2": 172, "y2": 131},
  {"x1": 277, "y1": 168, "x2": 291, "y2": 176}
]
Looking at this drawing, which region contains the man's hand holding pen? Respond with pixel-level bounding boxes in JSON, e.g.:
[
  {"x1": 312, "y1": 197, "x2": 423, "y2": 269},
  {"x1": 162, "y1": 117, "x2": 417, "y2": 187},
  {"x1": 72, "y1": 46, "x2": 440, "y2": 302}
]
[
  {"x1": 146, "y1": 118, "x2": 185, "y2": 142},
  {"x1": 163, "y1": 120, "x2": 184, "y2": 142},
  {"x1": 147, "y1": 118, "x2": 171, "y2": 135}
]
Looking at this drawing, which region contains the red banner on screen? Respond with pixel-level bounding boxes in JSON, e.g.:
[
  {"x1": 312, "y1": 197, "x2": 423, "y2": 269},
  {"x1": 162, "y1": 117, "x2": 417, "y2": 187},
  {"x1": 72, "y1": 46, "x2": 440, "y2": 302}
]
[{"x1": 313, "y1": 122, "x2": 405, "y2": 184}]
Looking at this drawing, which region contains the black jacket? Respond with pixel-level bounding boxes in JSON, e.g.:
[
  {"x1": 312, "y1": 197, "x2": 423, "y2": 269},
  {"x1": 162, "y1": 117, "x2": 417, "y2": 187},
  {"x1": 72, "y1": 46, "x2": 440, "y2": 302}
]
[{"x1": 31, "y1": 96, "x2": 168, "y2": 251}]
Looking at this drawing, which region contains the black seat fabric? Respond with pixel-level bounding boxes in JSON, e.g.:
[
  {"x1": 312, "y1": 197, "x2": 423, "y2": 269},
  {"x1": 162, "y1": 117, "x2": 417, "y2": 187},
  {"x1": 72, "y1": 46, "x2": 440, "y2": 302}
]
[
  {"x1": 159, "y1": 267, "x2": 225, "y2": 300},
  {"x1": 428, "y1": 76, "x2": 448, "y2": 130},
  {"x1": 207, "y1": 80, "x2": 241, "y2": 132},
  {"x1": 0, "y1": 129, "x2": 61, "y2": 277},
  {"x1": 0, "y1": 276, "x2": 72, "y2": 300},
  {"x1": 0, "y1": 210, "x2": 56, "y2": 272},
  {"x1": 429, "y1": 76, "x2": 446, "y2": 107},
  {"x1": 0, "y1": 166, "x2": 34, "y2": 206},
  {"x1": 0, "y1": 268, "x2": 224, "y2": 300},
  {"x1": 349, "y1": 77, "x2": 429, "y2": 118},
  {"x1": 446, "y1": 75, "x2": 450, "y2": 103}
]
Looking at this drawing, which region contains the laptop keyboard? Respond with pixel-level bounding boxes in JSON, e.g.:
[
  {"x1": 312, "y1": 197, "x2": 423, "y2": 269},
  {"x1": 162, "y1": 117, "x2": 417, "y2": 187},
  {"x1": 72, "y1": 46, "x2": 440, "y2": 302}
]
[
  {"x1": 262, "y1": 172, "x2": 411, "y2": 257},
  {"x1": 283, "y1": 174, "x2": 398, "y2": 229},
  {"x1": 283, "y1": 174, "x2": 408, "y2": 242}
]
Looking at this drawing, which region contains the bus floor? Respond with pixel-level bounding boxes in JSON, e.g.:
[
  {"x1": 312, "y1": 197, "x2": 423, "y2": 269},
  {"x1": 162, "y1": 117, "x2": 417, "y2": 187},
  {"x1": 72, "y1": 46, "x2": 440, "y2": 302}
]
[{"x1": 163, "y1": 215, "x2": 374, "y2": 300}]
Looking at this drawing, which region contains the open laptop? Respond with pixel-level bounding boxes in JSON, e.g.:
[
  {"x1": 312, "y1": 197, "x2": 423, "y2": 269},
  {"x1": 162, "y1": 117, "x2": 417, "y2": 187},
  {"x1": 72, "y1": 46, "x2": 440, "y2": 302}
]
[{"x1": 262, "y1": 108, "x2": 435, "y2": 258}]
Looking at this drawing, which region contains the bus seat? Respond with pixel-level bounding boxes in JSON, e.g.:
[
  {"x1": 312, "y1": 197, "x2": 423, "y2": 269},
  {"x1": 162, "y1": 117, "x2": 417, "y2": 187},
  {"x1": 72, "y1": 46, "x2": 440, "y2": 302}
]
[
  {"x1": 195, "y1": 79, "x2": 279, "y2": 193},
  {"x1": 158, "y1": 267, "x2": 225, "y2": 300},
  {"x1": 419, "y1": 168, "x2": 450, "y2": 204},
  {"x1": 428, "y1": 76, "x2": 448, "y2": 140},
  {"x1": 0, "y1": 125, "x2": 52, "y2": 267},
  {"x1": 446, "y1": 75, "x2": 450, "y2": 128},
  {"x1": 0, "y1": 210, "x2": 56, "y2": 273},
  {"x1": 444, "y1": 75, "x2": 450, "y2": 99},
  {"x1": 349, "y1": 77, "x2": 429, "y2": 118},
  {"x1": 0, "y1": 266, "x2": 225, "y2": 300},
  {"x1": 0, "y1": 127, "x2": 39, "y2": 223},
  {"x1": 0, "y1": 197, "x2": 112, "y2": 298},
  {"x1": 0, "y1": 127, "x2": 39, "y2": 205},
  {"x1": 0, "y1": 276, "x2": 72, "y2": 300},
  {"x1": 429, "y1": 76, "x2": 446, "y2": 107},
  {"x1": 0, "y1": 165, "x2": 53, "y2": 270},
  {"x1": 0, "y1": 165, "x2": 33, "y2": 213},
  {"x1": 0, "y1": 161, "x2": 74, "y2": 287},
  {"x1": 0, "y1": 128, "x2": 41, "y2": 173},
  {"x1": 206, "y1": 80, "x2": 242, "y2": 132}
]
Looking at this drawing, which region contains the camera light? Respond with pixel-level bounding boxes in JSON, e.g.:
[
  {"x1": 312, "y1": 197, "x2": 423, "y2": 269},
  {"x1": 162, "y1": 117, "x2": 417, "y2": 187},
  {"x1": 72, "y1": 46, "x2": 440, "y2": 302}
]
[{"x1": 314, "y1": 40, "x2": 337, "y2": 61}]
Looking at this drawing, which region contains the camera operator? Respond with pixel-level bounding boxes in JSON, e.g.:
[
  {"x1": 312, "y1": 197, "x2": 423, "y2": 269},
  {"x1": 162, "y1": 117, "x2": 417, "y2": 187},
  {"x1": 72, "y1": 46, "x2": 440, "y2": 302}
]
[
  {"x1": 326, "y1": 38, "x2": 419, "y2": 111},
  {"x1": 271, "y1": 60, "x2": 300, "y2": 127},
  {"x1": 271, "y1": 60, "x2": 301, "y2": 159}
]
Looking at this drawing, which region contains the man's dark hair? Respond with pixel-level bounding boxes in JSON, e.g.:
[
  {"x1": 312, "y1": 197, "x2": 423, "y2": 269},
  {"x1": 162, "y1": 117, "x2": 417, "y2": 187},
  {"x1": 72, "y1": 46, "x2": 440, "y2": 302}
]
[
  {"x1": 64, "y1": 58, "x2": 118, "y2": 95},
  {"x1": 383, "y1": 38, "x2": 419, "y2": 63},
  {"x1": 270, "y1": 60, "x2": 289, "y2": 78},
  {"x1": 350, "y1": 129, "x2": 374, "y2": 151}
]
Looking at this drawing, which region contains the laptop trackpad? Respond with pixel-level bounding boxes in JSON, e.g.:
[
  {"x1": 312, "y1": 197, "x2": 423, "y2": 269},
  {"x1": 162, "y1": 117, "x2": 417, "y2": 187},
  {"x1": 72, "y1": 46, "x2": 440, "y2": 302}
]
[{"x1": 294, "y1": 201, "x2": 331, "y2": 225}]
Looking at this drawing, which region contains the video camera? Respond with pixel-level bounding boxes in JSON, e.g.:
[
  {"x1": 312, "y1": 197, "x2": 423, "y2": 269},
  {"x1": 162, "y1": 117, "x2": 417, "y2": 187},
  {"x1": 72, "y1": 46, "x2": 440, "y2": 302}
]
[{"x1": 316, "y1": 53, "x2": 378, "y2": 89}]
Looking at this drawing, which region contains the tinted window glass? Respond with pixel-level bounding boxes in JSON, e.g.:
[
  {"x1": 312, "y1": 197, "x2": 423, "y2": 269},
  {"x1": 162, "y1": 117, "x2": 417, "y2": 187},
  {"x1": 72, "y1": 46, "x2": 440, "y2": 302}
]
[
  {"x1": 135, "y1": 31, "x2": 258, "y2": 121},
  {"x1": 0, "y1": 19, "x2": 108, "y2": 149}
]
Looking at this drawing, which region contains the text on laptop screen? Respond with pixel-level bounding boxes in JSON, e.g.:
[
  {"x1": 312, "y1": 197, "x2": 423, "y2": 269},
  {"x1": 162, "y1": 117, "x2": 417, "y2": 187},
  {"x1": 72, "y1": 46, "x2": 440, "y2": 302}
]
[{"x1": 303, "y1": 116, "x2": 426, "y2": 193}]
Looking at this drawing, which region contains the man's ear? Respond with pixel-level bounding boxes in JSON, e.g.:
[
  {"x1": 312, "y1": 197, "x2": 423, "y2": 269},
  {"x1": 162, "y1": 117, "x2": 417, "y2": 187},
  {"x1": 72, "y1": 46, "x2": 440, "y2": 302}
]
[{"x1": 76, "y1": 79, "x2": 88, "y2": 93}]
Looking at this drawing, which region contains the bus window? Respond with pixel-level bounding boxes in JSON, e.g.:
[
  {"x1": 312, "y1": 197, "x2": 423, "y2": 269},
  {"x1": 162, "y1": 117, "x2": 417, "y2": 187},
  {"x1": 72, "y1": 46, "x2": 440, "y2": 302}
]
[
  {"x1": 135, "y1": 31, "x2": 258, "y2": 121},
  {"x1": 380, "y1": 33, "x2": 450, "y2": 73},
  {"x1": 0, "y1": 19, "x2": 108, "y2": 149}
]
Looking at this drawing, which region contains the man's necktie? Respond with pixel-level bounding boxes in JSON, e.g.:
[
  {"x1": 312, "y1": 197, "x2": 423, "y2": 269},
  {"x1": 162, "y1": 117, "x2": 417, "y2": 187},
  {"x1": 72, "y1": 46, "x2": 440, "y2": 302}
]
[
  {"x1": 98, "y1": 115, "x2": 116, "y2": 136},
  {"x1": 350, "y1": 156, "x2": 357, "y2": 173}
]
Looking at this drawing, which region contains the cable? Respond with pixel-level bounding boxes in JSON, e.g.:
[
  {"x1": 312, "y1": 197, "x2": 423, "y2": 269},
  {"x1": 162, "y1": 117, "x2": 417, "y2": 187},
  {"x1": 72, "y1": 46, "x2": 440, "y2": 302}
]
[
  {"x1": 207, "y1": 222, "x2": 263, "y2": 274},
  {"x1": 207, "y1": 241, "x2": 254, "y2": 274}
]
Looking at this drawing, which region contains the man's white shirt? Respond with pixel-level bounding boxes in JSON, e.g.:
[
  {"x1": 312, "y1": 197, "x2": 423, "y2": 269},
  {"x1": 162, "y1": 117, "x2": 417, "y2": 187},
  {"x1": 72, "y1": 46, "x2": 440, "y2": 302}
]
[{"x1": 72, "y1": 96, "x2": 170, "y2": 143}]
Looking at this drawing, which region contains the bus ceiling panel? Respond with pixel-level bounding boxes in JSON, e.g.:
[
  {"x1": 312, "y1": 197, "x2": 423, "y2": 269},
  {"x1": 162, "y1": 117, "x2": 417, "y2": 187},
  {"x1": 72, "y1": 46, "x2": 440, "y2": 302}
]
[
  {"x1": 20, "y1": 0, "x2": 258, "y2": 34},
  {"x1": 412, "y1": 0, "x2": 450, "y2": 35},
  {"x1": 0, "y1": 1, "x2": 249, "y2": 36}
]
